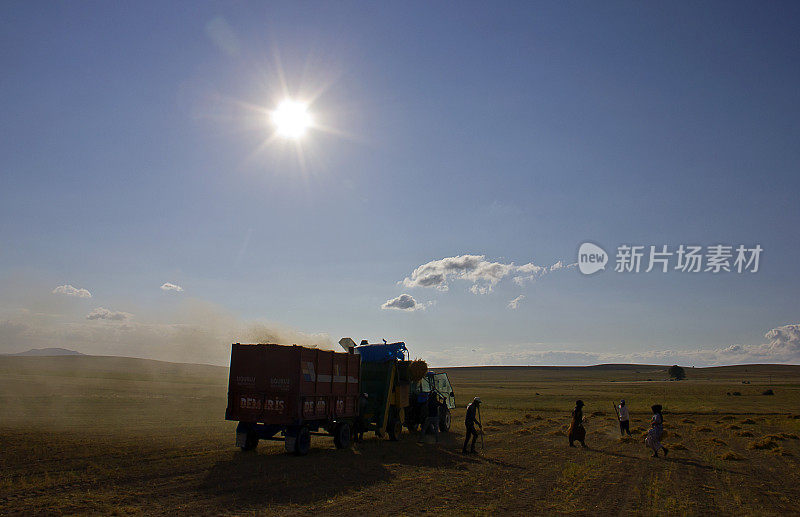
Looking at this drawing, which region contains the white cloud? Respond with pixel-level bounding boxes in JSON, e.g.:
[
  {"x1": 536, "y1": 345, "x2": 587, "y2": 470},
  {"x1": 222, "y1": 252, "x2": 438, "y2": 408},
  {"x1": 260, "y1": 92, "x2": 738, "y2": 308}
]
[
  {"x1": 86, "y1": 307, "x2": 132, "y2": 321},
  {"x1": 401, "y1": 254, "x2": 574, "y2": 294},
  {"x1": 549, "y1": 260, "x2": 573, "y2": 272},
  {"x1": 52, "y1": 285, "x2": 92, "y2": 298},
  {"x1": 160, "y1": 283, "x2": 184, "y2": 292},
  {"x1": 422, "y1": 324, "x2": 800, "y2": 367},
  {"x1": 514, "y1": 260, "x2": 577, "y2": 286},
  {"x1": 470, "y1": 285, "x2": 490, "y2": 295},
  {"x1": 507, "y1": 295, "x2": 525, "y2": 310},
  {"x1": 381, "y1": 294, "x2": 429, "y2": 312}
]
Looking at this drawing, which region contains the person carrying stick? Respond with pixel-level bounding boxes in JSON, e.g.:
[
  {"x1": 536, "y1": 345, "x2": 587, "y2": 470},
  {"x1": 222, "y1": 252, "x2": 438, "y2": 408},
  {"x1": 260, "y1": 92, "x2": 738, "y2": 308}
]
[{"x1": 617, "y1": 399, "x2": 631, "y2": 437}]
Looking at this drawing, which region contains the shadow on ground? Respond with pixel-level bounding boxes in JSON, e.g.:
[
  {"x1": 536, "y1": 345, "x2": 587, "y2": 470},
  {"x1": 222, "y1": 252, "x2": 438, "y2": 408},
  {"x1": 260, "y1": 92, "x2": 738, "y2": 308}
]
[
  {"x1": 585, "y1": 447, "x2": 739, "y2": 475},
  {"x1": 200, "y1": 432, "x2": 474, "y2": 508}
]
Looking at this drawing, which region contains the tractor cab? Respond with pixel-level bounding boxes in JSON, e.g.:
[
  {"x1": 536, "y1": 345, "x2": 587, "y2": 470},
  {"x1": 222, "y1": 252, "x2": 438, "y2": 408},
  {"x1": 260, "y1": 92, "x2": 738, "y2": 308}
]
[
  {"x1": 408, "y1": 371, "x2": 456, "y2": 432},
  {"x1": 416, "y1": 371, "x2": 456, "y2": 410}
]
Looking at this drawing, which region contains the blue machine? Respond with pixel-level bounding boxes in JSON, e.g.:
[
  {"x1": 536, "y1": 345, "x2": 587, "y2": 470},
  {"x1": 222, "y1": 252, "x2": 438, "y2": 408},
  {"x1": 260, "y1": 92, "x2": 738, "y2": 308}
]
[{"x1": 355, "y1": 342, "x2": 408, "y2": 362}]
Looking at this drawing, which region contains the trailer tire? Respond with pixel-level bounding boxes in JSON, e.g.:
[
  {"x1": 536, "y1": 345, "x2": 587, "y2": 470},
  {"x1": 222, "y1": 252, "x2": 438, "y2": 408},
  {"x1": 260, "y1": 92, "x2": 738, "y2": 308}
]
[
  {"x1": 333, "y1": 423, "x2": 351, "y2": 449},
  {"x1": 237, "y1": 423, "x2": 259, "y2": 451},
  {"x1": 294, "y1": 426, "x2": 311, "y2": 456},
  {"x1": 439, "y1": 407, "x2": 452, "y2": 433},
  {"x1": 242, "y1": 431, "x2": 259, "y2": 451},
  {"x1": 388, "y1": 417, "x2": 403, "y2": 441}
]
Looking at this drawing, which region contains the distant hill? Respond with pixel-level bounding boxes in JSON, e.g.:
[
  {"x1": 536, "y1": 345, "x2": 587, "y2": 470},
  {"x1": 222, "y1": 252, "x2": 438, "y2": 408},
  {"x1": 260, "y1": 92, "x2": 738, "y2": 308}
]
[
  {"x1": 0, "y1": 354, "x2": 228, "y2": 385},
  {"x1": 441, "y1": 364, "x2": 667, "y2": 372},
  {"x1": 5, "y1": 348, "x2": 84, "y2": 357},
  {"x1": 439, "y1": 363, "x2": 800, "y2": 383},
  {"x1": 2, "y1": 353, "x2": 797, "y2": 384}
]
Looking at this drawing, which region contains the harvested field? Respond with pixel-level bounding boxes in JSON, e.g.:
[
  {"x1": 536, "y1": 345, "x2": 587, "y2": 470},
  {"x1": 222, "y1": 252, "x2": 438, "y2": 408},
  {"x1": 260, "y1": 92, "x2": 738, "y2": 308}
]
[
  {"x1": 720, "y1": 451, "x2": 744, "y2": 461},
  {"x1": 2, "y1": 357, "x2": 800, "y2": 515}
]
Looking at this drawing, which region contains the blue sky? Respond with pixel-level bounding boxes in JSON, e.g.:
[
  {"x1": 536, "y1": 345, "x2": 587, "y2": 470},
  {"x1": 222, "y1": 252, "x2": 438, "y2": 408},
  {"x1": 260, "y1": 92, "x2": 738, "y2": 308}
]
[{"x1": 1, "y1": 2, "x2": 799, "y2": 365}]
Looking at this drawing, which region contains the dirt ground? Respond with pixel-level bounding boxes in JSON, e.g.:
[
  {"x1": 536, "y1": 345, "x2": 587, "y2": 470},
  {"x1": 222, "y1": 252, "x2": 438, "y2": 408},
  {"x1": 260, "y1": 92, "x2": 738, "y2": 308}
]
[{"x1": 1, "y1": 357, "x2": 799, "y2": 515}]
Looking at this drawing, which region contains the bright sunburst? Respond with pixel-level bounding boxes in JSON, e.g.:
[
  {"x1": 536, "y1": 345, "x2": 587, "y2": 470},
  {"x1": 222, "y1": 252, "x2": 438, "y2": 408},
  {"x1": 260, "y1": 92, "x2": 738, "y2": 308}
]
[{"x1": 270, "y1": 99, "x2": 312, "y2": 139}]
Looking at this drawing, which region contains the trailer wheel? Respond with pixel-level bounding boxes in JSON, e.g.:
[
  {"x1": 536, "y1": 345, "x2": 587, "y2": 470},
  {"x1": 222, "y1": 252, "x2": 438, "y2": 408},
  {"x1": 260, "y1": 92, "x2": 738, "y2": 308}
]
[
  {"x1": 387, "y1": 417, "x2": 403, "y2": 441},
  {"x1": 439, "y1": 407, "x2": 452, "y2": 433},
  {"x1": 237, "y1": 423, "x2": 259, "y2": 451},
  {"x1": 242, "y1": 430, "x2": 259, "y2": 451},
  {"x1": 333, "y1": 423, "x2": 351, "y2": 449},
  {"x1": 294, "y1": 426, "x2": 311, "y2": 456}
]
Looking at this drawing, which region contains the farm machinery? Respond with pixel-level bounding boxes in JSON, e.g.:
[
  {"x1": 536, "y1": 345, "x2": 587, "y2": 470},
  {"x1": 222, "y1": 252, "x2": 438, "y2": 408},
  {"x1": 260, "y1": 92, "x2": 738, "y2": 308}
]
[
  {"x1": 224, "y1": 339, "x2": 455, "y2": 454},
  {"x1": 354, "y1": 340, "x2": 456, "y2": 439}
]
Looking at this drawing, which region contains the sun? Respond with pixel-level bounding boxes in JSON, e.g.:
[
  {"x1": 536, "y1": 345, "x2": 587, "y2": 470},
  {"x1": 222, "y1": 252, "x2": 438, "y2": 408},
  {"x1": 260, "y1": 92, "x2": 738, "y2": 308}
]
[{"x1": 270, "y1": 99, "x2": 312, "y2": 139}]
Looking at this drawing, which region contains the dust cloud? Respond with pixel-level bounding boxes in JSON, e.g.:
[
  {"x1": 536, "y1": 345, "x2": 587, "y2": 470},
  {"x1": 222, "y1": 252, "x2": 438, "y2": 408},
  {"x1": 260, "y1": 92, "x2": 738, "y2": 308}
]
[{"x1": 0, "y1": 295, "x2": 332, "y2": 366}]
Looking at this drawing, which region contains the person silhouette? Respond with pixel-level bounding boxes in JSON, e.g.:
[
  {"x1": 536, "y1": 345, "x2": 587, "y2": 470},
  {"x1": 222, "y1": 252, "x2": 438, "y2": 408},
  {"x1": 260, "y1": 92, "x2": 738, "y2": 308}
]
[{"x1": 568, "y1": 400, "x2": 587, "y2": 448}]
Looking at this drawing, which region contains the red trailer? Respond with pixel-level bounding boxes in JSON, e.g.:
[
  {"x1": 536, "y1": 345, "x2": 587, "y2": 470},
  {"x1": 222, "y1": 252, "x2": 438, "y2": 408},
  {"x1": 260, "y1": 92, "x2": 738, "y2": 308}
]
[{"x1": 225, "y1": 343, "x2": 361, "y2": 455}]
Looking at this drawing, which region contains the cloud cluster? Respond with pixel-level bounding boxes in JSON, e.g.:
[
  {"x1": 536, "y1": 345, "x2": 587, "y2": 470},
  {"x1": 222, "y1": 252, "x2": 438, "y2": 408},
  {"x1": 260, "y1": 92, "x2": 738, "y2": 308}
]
[
  {"x1": 52, "y1": 285, "x2": 92, "y2": 298},
  {"x1": 381, "y1": 294, "x2": 428, "y2": 312},
  {"x1": 160, "y1": 283, "x2": 184, "y2": 292},
  {"x1": 421, "y1": 324, "x2": 800, "y2": 367},
  {"x1": 86, "y1": 307, "x2": 132, "y2": 321},
  {"x1": 401, "y1": 254, "x2": 575, "y2": 294}
]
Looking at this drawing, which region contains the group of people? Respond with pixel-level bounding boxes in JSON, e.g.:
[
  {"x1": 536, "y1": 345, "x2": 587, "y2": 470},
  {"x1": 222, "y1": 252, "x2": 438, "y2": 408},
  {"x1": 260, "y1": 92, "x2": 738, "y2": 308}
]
[
  {"x1": 360, "y1": 393, "x2": 667, "y2": 459},
  {"x1": 568, "y1": 399, "x2": 669, "y2": 457}
]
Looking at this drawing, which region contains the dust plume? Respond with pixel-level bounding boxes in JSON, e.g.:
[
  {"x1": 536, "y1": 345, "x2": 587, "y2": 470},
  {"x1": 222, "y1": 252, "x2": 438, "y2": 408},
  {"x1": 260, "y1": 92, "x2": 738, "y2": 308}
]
[{"x1": 0, "y1": 294, "x2": 332, "y2": 366}]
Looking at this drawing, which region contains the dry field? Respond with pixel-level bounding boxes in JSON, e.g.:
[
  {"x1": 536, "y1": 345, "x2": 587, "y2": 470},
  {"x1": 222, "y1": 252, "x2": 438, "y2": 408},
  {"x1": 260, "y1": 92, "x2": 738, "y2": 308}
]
[{"x1": 1, "y1": 356, "x2": 799, "y2": 515}]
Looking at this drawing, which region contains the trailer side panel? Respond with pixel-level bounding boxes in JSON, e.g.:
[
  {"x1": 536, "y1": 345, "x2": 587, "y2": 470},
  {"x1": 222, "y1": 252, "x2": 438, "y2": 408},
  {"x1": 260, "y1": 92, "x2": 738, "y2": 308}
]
[{"x1": 226, "y1": 344, "x2": 360, "y2": 425}]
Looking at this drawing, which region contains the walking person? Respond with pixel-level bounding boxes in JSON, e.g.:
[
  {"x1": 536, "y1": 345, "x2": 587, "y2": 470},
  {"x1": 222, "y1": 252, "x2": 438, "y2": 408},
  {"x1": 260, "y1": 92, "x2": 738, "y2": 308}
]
[
  {"x1": 462, "y1": 397, "x2": 482, "y2": 453},
  {"x1": 618, "y1": 399, "x2": 631, "y2": 437},
  {"x1": 418, "y1": 393, "x2": 441, "y2": 443},
  {"x1": 568, "y1": 400, "x2": 587, "y2": 448},
  {"x1": 645, "y1": 404, "x2": 669, "y2": 458}
]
